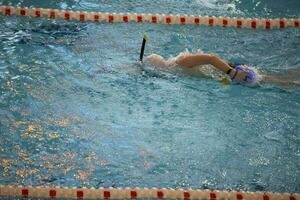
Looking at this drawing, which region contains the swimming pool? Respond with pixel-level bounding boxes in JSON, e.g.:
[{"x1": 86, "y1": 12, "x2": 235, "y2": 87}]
[{"x1": 0, "y1": 0, "x2": 299, "y2": 197}]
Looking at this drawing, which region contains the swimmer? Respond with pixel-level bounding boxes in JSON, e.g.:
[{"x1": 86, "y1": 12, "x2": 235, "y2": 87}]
[
  {"x1": 144, "y1": 52, "x2": 300, "y2": 87},
  {"x1": 138, "y1": 34, "x2": 299, "y2": 87}
]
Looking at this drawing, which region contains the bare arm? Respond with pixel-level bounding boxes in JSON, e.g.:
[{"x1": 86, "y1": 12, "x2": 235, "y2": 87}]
[
  {"x1": 176, "y1": 53, "x2": 236, "y2": 77},
  {"x1": 261, "y1": 75, "x2": 300, "y2": 87},
  {"x1": 145, "y1": 53, "x2": 248, "y2": 82}
]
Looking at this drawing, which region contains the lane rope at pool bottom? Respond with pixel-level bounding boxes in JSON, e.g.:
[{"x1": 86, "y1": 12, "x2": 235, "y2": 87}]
[
  {"x1": 0, "y1": 5, "x2": 300, "y2": 29},
  {"x1": 0, "y1": 185, "x2": 299, "y2": 199}
]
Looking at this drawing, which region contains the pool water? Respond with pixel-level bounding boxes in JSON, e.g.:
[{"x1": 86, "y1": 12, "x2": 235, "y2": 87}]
[{"x1": 0, "y1": 0, "x2": 300, "y2": 194}]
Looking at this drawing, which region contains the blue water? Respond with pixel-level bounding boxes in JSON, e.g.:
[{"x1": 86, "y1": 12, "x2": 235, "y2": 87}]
[{"x1": 0, "y1": 0, "x2": 300, "y2": 194}]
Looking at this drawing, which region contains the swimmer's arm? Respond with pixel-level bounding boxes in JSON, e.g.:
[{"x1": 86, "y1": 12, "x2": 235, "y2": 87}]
[
  {"x1": 176, "y1": 53, "x2": 236, "y2": 77},
  {"x1": 261, "y1": 75, "x2": 300, "y2": 88}
]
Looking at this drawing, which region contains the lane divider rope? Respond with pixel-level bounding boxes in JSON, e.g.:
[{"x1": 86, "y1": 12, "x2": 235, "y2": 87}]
[
  {"x1": 0, "y1": 5, "x2": 299, "y2": 29},
  {"x1": 0, "y1": 4, "x2": 299, "y2": 199},
  {"x1": 0, "y1": 185, "x2": 299, "y2": 199}
]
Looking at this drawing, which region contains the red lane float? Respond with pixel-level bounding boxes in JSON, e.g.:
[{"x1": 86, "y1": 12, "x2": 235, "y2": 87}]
[
  {"x1": 0, "y1": 5, "x2": 299, "y2": 29},
  {"x1": 0, "y1": 185, "x2": 299, "y2": 199}
]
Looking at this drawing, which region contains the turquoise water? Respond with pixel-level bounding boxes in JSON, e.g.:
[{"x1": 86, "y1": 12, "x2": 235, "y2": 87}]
[{"x1": 0, "y1": 0, "x2": 300, "y2": 194}]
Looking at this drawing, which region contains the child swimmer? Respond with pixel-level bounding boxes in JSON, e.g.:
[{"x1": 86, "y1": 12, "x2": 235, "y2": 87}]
[
  {"x1": 144, "y1": 52, "x2": 300, "y2": 87},
  {"x1": 139, "y1": 34, "x2": 299, "y2": 87}
]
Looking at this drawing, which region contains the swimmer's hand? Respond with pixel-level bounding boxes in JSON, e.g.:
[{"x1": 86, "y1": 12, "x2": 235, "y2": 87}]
[{"x1": 221, "y1": 78, "x2": 231, "y2": 85}]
